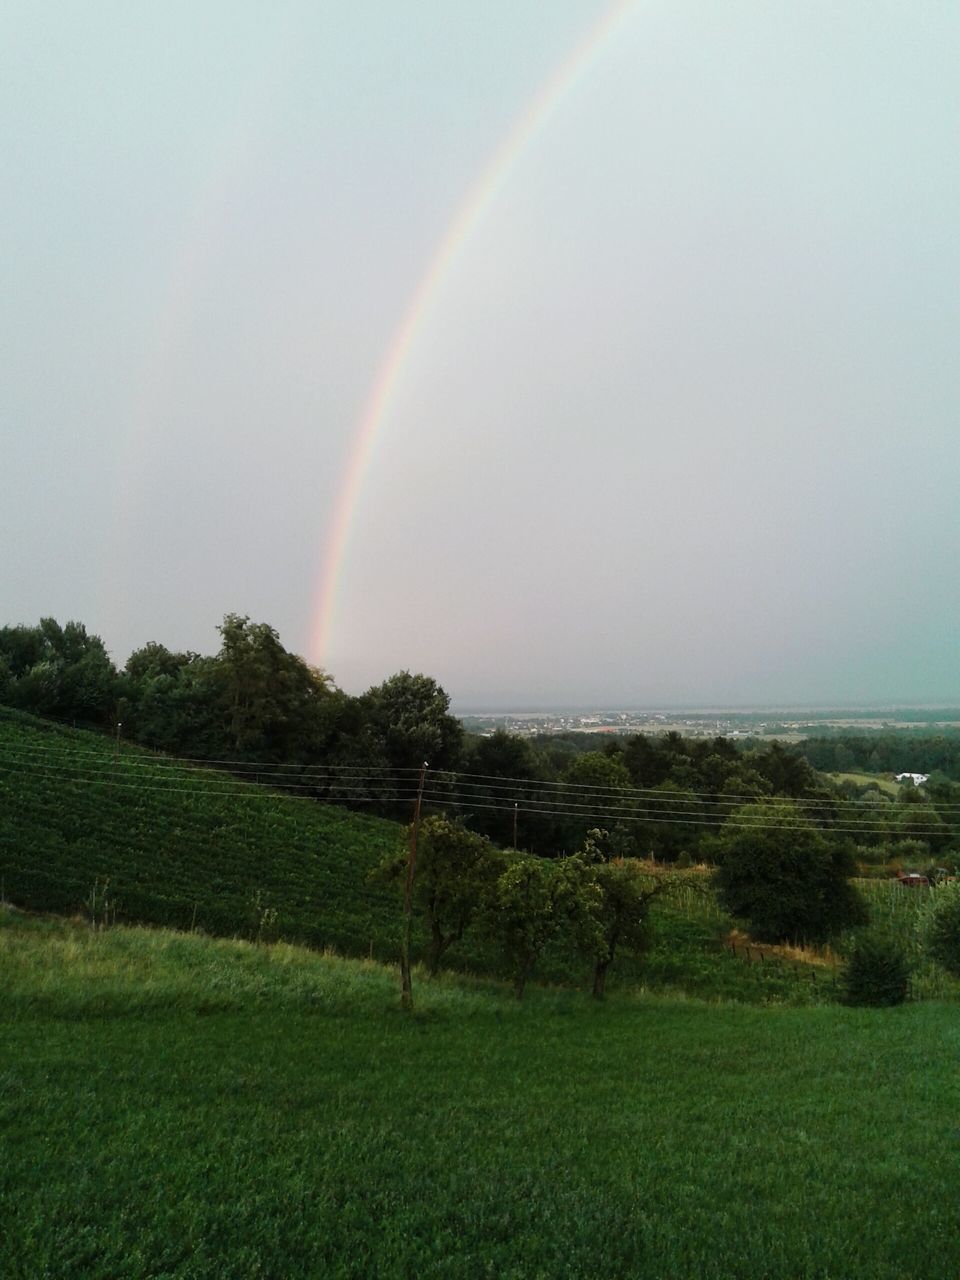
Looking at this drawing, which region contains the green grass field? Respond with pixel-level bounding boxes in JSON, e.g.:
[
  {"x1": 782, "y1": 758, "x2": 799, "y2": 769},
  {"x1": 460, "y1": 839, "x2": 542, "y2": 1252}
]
[
  {"x1": 3, "y1": 909, "x2": 959, "y2": 1279},
  {"x1": 827, "y1": 770, "x2": 901, "y2": 795}
]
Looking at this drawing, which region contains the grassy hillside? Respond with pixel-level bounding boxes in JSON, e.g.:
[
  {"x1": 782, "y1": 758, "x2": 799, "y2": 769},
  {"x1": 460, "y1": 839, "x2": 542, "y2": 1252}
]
[
  {"x1": 0, "y1": 707, "x2": 403, "y2": 956},
  {"x1": 0, "y1": 709, "x2": 832, "y2": 1003},
  {"x1": 6, "y1": 707, "x2": 953, "y2": 1004},
  {"x1": 3, "y1": 910, "x2": 959, "y2": 1279}
]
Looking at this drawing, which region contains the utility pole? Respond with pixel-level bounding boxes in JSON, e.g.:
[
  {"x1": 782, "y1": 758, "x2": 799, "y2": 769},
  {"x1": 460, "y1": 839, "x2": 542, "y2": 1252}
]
[
  {"x1": 513, "y1": 801, "x2": 519, "y2": 850},
  {"x1": 400, "y1": 761, "x2": 428, "y2": 1012},
  {"x1": 114, "y1": 721, "x2": 122, "y2": 766}
]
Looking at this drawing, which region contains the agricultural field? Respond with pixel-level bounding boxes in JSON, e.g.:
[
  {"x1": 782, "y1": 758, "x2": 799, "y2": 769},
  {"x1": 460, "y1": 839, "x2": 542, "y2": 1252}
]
[
  {"x1": 3, "y1": 910, "x2": 960, "y2": 1279},
  {"x1": 0, "y1": 707, "x2": 402, "y2": 956}
]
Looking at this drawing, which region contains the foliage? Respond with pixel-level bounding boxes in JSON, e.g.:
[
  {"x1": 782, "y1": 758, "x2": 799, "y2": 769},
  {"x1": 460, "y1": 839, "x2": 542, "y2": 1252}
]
[
  {"x1": 0, "y1": 618, "x2": 118, "y2": 723},
  {"x1": 586, "y1": 852, "x2": 658, "y2": 998},
  {"x1": 215, "y1": 613, "x2": 337, "y2": 758},
  {"x1": 841, "y1": 933, "x2": 912, "y2": 1006},
  {"x1": 486, "y1": 853, "x2": 601, "y2": 998},
  {"x1": 713, "y1": 800, "x2": 868, "y2": 944},
  {"x1": 927, "y1": 883, "x2": 960, "y2": 978},
  {"x1": 361, "y1": 670, "x2": 462, "y2": 776},
  {"x1": 377, "y1": 816, "x2": 501, "y2": 974}
]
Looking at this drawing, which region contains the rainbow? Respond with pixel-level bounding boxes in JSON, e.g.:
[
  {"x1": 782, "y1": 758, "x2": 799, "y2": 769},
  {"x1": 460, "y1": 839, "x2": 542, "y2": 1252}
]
[{"x1": 311, "y1": 0, "x2": 638, "y2": 668}]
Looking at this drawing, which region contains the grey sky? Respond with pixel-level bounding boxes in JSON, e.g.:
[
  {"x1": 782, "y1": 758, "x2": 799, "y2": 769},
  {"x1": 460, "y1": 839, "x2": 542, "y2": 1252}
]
[{"x1": 3, "y1": 1, "x2": 959, "y2": 707}]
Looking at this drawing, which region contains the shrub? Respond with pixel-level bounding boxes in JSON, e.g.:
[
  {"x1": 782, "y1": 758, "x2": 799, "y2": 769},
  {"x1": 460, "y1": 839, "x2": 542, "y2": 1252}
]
[
  {"x1": 841, "y1": 934, "x2": 911, "y2": 1006},
  {"x1": 713, "y1": 801, "x2": 868, "y2": 944},
  {"x1": 927, "y1": 884, "x2": 960, "y2": 977}
]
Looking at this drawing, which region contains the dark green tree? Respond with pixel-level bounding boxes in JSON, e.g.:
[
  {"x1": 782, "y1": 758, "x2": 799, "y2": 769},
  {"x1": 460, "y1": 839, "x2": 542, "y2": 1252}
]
[
  {"x1": 0, "y1": 618, "x2": 117, "y2": 722},
  {"x1": 488, "y1": 853, "x2": 601, "y2": 999},
  {"x1": 361, "y1": 671, "x2": 462, "y2": 776},
  {"x1": 377, "y1": 815, "x2": 501, "y2": 974},
  {"x1": 580, "y1": 835, "x2": 658, "y2": 998},
  {"x1": 714, "y1": 800, "x2": 867, "y2": 944},
  {"x1": 215, "y1": 614, "x2": 337, "y2": 759}
]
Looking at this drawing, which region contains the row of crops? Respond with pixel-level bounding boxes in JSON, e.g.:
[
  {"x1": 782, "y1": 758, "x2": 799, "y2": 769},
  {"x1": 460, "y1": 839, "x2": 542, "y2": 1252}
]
[{"x1": 0, "y1": 708, "x2": 404, "y2": 958}]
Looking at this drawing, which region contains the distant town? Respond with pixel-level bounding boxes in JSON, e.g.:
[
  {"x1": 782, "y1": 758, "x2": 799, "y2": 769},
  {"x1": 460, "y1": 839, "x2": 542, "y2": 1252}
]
[{"x1": 457, "y1": 707, "x2": 960, "y2": 740}]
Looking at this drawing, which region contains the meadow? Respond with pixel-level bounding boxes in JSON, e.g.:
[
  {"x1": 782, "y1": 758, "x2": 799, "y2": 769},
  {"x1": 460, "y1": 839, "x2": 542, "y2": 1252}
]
[{"x1": 3, "y1": 909, "x2": 959, "y2": 1279}]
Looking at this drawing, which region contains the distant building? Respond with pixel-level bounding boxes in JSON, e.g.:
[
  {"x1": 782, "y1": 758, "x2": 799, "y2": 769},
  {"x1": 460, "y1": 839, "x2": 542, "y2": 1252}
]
[{"x1": 895, "y1": 772, "x2": 929, "y2": 786}]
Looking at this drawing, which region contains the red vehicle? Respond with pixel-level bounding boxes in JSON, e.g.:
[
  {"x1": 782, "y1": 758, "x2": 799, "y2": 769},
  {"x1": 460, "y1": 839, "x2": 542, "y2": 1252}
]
[{"x1": 896, "y1": 871, "x2": 930, "y2": 888}]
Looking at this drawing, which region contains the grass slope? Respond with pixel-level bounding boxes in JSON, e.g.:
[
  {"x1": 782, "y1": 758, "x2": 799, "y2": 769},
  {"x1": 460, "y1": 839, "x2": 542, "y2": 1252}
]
[
  {"x1": 0, "y1": 707, "x2": 403, "y2": 956},
  {"x1": 3, "y1": 910, "x2": 960, "y2": 1279},
  {"x1": 8, "y1": 707, "x2": 948, "y2": 1004}
]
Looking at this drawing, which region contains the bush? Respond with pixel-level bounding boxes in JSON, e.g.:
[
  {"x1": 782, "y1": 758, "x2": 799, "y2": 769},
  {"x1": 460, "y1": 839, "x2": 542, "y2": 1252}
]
[
  {"x1": 841, "y1": 935, "x2": 911, "y2": 1006},
  {"x1": 927, "y1": 884, "x2": 960, "y2": 977},
  {"x1": 713, "y1": 801, "x2": 868, "y2": 944}
]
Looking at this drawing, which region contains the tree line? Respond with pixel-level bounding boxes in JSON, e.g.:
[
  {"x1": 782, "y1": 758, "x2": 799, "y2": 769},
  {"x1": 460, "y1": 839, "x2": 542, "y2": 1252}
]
[{"x1": 2, "y1": 614, "x2": 958, "y2": 869}]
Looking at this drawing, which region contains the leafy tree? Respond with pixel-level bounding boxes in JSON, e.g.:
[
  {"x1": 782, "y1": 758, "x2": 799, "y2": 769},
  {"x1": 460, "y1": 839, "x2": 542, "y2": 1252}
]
[
  {"x1": 581, "y1": 837, "x2": 658, "y2": 998},
  {"x1": 0, "y1": 618, "x2": 117, "y2": 722},
  {"x1": 559, "y1": 752, "x2": 637, "y2": 853},
  {"x1": 749, "y1": 743, "x2": 820, "y2": 799},
  {"x1": 713, "y1": 800, "x2": 868, "y2": 944},
  {"x1": 459, "y1": 730, "x2": 543, "y2": 848},
  {"x1": 642, "y1": 781, "x2": 704, "y2": 862},
  {"x1": 488, "y1": 853, "x2": 601, "y2": 999},
  {"x1": 623, "y1": 735, "x2": 671, "y2": 789},
  {"x1": 361, "y1": 671, "x2": 462, "y2": 778},
  {"x1": 215, "y1": 614, "x2": 336, "y2": 759},
  {"x1": 122, "y1": 653, "x2": 222, "y2": 755},
  {"x1": 124, "y1": 642, "x2": 193, "y2": 683},
  {"x1": 376, "y1": 816, "x2": 500, "y2": 974}
]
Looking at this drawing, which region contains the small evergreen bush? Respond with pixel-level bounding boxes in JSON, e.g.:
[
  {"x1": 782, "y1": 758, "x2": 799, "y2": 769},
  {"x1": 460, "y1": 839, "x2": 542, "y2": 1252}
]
[
  {"x1": 927, "y1": 884, "x2": 960, "y2": 977},
  {"x1": 841, "y1": 935, "x2": 911, "y2": 1006}
]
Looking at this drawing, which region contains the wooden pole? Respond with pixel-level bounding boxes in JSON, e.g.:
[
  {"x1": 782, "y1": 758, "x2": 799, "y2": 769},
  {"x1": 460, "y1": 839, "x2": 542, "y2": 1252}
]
[
  {"x1": 513, "y1": 801, "x2": 518, "y2": 849},
  {"x1": 400, "y1": 761, "x2": 428, "y2": 1012}
]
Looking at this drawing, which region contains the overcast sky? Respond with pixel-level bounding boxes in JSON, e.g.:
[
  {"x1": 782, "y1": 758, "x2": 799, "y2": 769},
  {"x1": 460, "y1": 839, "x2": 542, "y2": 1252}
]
[{"x1": 3, "y1": 1, "x2": 959, "y2": 708}]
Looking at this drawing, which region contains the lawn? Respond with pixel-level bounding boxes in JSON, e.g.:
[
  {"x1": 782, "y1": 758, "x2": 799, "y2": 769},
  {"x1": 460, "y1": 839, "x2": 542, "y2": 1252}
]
[{"x1": 3, "y1": 911, "x2": 959, "y2": 1278}]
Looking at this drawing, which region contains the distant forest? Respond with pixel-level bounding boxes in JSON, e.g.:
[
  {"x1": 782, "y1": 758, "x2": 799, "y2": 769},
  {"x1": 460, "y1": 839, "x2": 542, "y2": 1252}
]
[{"x1": 3, "y1": 615, "x2": 959, "y2": 867}]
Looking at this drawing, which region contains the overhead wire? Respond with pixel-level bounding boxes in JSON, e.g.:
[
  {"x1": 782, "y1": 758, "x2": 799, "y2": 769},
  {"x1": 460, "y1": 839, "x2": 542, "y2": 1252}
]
[
  {"x1": 1, "y1": 739, "x2": 954, "y2": 811},
  {"x1": 0, "y1": 757, "x2": 951, "y2": 834}
]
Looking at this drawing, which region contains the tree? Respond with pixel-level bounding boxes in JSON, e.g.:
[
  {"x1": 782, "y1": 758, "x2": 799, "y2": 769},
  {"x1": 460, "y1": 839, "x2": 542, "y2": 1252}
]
[
  {"x1": 215, "y1": 614, "x2": 336, "y2": 758},
  {"x1": 361, "y1": 671, "x2": 462, "y2": 777},
  {"x1": 841, "y1": 935, "x2": 911, "y2": 1006},
  {"x1": 580, "y1": 835, "x2": 658, "y2": 998},
  {"x1": 559, "y1": 752, "x2": 637, "y2": 853},
  {"x1": 0, "y1": 618, "x2": 117, "y2": 722},
  {"x1": 488, "y1": 853, "x2": 600, "y2": 999},
  {"x1": 713, "y1": 800, "x2": 867, "y2": 944},
  {"x1": 459, "y1": 730, "x2": 542, "y2": 848},
  {"x1": 642, "y1": 781, "x2": 704, "y2": 862},
  {"x1": 376, "y1": 816, "x2": 500, "y2": 974}
]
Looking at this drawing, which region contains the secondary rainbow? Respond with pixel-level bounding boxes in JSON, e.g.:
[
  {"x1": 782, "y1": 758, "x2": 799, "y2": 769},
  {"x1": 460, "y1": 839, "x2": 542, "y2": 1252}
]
[{"x1": 311, "y1": 0, "x2": 638, "y2": 667}]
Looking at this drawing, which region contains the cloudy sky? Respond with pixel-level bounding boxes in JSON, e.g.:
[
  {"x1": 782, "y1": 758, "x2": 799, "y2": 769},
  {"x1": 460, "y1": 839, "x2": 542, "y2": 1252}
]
[{"x1": 4, "y1": 1, "x2": 959, "y2": 707}]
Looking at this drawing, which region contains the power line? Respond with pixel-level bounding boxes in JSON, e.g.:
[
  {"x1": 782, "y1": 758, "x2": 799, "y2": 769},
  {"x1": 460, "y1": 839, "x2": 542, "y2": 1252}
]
[
  {"x1": 1, "y1": 757, "x2": 955, "y2": 824},
  {"x1": 1, "y1": 739, "x2": 952, "y2": 811},
  {"x1": 0, "y1": 759, "x2": 951, "y2": 835}
]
